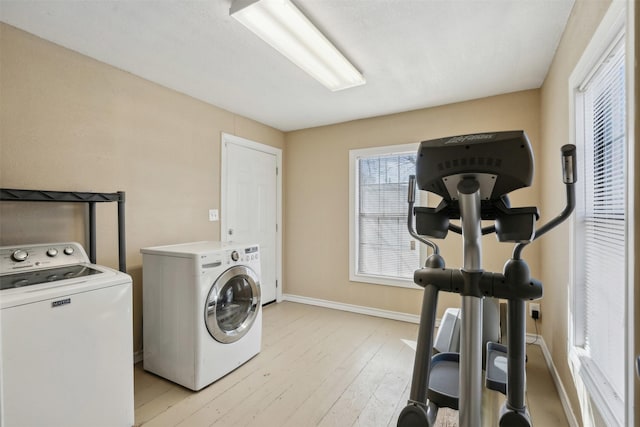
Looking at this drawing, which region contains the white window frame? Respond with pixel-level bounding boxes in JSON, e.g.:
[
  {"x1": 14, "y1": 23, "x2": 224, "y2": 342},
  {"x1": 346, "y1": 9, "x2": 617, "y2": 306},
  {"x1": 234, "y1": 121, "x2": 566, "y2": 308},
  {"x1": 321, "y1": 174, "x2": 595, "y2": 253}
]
[
  {"x1": 348, "y1": 143, "x2": 423, "y2": 289},
  {"x1": 567, "y1": 1, "x2": 634, "y2": 426}
]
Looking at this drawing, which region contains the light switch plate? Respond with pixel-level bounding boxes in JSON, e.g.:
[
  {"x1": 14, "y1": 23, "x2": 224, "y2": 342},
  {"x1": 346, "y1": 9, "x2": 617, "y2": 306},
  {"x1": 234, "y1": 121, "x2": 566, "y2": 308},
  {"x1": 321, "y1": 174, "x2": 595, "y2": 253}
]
[{"x1": 208, "y1": 209, "x2": 219, "y2": 222}]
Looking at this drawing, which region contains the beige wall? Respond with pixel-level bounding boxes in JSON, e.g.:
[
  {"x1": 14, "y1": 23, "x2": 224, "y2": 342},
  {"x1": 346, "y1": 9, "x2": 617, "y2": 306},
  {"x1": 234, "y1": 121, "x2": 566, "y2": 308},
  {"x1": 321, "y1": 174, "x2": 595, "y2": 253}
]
[
  {"x1": 284, "y1": 90, "x2": 542, "y2": 324},
  {"x1": 3, "y1": 4, "x2": 637, "y2": 424},
  {"x1": 0, "y1": 23, "x2": 285, "y2": 354}
]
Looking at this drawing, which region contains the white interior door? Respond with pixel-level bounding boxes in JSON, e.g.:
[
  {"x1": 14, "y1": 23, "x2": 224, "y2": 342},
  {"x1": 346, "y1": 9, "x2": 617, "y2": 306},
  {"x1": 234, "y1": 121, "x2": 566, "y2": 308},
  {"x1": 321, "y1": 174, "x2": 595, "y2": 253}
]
[{"x1": 222, "y1": 134, "x2": 280, "y2": 305}]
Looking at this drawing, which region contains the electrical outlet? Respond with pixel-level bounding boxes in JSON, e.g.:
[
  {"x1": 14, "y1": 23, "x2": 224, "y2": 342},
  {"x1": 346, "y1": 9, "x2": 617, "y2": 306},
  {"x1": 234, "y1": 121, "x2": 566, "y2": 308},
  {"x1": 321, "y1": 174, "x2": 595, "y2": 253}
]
[
  {"x1": 529, "y1": 302, "x2": 540, "y2": 319},
  {"x1": 208, "y1": 209, "x2": 219, "y2": 222}
]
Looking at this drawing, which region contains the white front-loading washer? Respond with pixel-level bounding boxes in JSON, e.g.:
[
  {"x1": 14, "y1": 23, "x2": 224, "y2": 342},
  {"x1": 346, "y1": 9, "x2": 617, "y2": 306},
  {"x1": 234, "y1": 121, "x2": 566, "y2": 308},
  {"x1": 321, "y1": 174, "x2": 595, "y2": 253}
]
[{"x1": 140, "y1": 241, "x2": 261, "y2": 391}]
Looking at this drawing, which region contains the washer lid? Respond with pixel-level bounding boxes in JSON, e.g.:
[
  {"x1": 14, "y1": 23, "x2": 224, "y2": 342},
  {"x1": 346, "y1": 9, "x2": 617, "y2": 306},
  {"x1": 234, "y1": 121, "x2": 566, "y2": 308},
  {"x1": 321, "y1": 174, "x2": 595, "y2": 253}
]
[{"x1": 0, "y1": 264, "x2": 129, "y2": 310}]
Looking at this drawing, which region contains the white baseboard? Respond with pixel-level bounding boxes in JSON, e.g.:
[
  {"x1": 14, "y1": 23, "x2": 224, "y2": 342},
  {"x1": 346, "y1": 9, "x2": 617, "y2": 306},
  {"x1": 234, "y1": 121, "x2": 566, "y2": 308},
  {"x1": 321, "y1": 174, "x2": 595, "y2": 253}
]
[
  {"x1": 282, "y1": 293, "x2": 423, "y2": 324},
  {"x1": 133, "y1": 350, "x2": 143, "y2": 364}
]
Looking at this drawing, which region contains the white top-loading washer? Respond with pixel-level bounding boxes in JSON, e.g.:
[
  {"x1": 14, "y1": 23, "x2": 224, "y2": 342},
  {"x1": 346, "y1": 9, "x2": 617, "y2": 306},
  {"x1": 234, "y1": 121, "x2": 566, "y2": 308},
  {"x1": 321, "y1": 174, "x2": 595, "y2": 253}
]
[
  {"x1": 141, "y1": 241, "x2": 262, "y2": 391},
  {"x1": 0, "y1": 242, "x2": 134, "y2": 427}
]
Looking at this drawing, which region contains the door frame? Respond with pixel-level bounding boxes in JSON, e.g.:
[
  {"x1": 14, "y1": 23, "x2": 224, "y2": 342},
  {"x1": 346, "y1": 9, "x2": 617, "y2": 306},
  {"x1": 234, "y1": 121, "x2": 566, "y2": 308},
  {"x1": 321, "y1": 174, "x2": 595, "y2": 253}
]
[{"x1": 220, "y1": 132, "x2": 283, "y2": 303}]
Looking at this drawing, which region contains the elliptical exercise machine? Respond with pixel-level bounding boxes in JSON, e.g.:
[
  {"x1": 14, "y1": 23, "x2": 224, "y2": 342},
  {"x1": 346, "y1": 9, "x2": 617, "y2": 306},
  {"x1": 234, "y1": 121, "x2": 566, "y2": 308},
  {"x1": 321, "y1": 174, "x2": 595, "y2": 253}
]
[{"x1": 397, "y1": 131, "x2": 576, "y2": 427}]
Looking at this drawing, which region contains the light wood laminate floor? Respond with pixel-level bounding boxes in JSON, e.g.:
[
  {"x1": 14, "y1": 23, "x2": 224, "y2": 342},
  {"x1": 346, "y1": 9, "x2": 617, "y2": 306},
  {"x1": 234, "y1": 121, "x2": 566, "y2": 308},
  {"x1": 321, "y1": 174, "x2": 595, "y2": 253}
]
[{"x1": 134, "y1": 301, "x2": 568, "y2": 426}]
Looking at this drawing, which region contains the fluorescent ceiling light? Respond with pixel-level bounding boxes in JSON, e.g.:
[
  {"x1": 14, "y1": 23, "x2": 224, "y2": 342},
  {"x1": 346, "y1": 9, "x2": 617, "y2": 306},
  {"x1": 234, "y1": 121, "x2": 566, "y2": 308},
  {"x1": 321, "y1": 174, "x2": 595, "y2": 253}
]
[{"x1": 230, "y1": 0, "x2": 366, "y2": 91}]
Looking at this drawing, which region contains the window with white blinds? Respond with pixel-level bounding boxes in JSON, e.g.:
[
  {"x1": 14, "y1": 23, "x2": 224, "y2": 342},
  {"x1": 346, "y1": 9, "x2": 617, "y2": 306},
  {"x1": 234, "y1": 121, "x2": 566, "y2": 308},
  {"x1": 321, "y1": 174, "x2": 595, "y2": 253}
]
[
  {"x1": 349, "y1": 145, "x2": 420, "y2": 287},
  {"x1": 573, "y1": 34, "x2": 627, "y2": 425}
]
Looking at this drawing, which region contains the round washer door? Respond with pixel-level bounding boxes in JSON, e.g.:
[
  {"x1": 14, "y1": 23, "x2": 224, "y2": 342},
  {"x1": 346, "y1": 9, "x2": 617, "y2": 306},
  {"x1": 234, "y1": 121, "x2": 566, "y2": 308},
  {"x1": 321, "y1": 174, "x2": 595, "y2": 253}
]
[{"x1": 205, "y1": 265, "x2": 261, "y2": 344}]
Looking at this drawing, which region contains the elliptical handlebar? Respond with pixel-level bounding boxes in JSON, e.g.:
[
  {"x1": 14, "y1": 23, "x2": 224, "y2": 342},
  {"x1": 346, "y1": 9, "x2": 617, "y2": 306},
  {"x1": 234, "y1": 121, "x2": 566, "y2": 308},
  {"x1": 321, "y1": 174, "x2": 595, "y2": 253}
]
[
  {"x1": 512, "y1": 144, "x2": 577, "y2": 259},
  {"x1": 561, "y1": 144, "x2": 577, "y2": 184},
  {"x1": 409, "y1": 142, "x2": 576, "y2": 259},
  {"x1": 408, "y1": 175, "x2": 440, "y2": 255}
]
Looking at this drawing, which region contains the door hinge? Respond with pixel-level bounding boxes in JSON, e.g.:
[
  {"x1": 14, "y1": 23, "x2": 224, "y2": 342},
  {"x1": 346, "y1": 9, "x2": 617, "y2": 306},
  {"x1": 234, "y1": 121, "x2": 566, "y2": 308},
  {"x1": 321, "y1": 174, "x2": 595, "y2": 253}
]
[
  {"x1": 276, "y1": 167, "x2": 279, "y2": 176},
  {"x1": 276, "y1": 223, "x2": 278, "y2": 232},
  {"x1": 276, "y1": 280, "x2": 278, "y2": 288}
]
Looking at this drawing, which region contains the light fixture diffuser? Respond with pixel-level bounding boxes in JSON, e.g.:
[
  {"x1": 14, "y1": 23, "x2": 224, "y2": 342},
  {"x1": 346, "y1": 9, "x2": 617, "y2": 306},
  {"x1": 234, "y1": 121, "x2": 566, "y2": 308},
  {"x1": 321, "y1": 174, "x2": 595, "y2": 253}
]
[{"x1": 230, "y1": 0, "x2": 366, "y2": 91}]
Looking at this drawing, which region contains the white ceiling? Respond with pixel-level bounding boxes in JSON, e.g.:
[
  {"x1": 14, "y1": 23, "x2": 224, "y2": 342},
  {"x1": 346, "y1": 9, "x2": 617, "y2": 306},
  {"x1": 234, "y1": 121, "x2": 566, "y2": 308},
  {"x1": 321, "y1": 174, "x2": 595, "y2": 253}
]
[{"x1": 0, "y1": 0, "x2": 575, "y2": 132}]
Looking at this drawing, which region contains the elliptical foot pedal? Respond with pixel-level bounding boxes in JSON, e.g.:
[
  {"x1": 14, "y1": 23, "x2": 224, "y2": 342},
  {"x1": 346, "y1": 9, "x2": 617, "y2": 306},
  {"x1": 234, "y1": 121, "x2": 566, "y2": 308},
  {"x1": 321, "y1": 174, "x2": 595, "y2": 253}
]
[
  {"x1": 486, "y1": 342, "x2": 508, "y2": 394},
  {"x1": 427, "y1": 352, "x2": 460, "y2": 410}
]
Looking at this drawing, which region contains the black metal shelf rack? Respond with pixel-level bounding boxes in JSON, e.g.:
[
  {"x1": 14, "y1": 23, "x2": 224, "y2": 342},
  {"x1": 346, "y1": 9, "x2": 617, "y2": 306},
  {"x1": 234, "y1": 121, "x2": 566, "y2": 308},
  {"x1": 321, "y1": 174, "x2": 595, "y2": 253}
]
[{"x1": 0, "y1": 188, "x2": 127, "y2": 272}]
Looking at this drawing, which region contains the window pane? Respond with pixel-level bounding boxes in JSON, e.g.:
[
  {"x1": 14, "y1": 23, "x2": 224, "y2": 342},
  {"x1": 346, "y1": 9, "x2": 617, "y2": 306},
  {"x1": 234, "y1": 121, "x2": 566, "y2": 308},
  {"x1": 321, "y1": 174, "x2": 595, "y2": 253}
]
[
  {"x1": 575, "y1": 36, "x2": 626, "y2": 413},
  {"x1": 357, "y1": 152, "x2": 418, "y2": 279},
  {"x1": 360, "y1": 158, "x2": 379, "y2": 185}
]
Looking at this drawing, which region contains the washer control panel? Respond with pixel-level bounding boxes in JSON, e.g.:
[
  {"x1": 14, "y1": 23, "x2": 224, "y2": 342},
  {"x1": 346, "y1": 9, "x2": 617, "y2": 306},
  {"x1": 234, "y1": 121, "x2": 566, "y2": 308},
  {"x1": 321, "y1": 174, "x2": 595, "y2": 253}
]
[
  {"x1": 223, "y1": 245, "x2": 259, "y2": 266},
  {"x1": 232, "y1": 245, "x2": 259, "y2": 264},
  {"x1": 0, "y1": 242, "x2": 90, "y2": 274},
  {"x1": 197, "y1": 244, "x2": 260, "y2": 269}
]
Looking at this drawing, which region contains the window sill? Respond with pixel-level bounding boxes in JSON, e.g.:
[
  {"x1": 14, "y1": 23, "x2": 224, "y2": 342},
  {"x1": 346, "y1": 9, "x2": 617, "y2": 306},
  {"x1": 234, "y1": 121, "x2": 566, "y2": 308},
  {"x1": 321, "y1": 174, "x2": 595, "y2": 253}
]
[{"x1": 569, "y1": 347, "x2": 625, "y2": 427}]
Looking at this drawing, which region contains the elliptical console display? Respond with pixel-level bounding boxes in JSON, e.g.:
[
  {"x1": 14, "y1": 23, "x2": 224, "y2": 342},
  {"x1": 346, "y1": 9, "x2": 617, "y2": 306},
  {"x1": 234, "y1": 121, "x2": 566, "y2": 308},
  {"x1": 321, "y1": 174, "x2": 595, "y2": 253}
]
[{"x1": 415, "y1": 130, "x2": 533, "y2": 202}]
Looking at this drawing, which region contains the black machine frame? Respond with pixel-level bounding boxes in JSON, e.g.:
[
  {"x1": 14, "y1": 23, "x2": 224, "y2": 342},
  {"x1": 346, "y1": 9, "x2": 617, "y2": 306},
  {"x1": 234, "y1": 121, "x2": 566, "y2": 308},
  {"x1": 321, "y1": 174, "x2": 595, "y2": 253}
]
[
  {"x1": 398, "y1": 131, "x2": 576, "y2": 427},
  {"x1": 0, "y1": 188, "x2": 127, "y2": 273}
]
